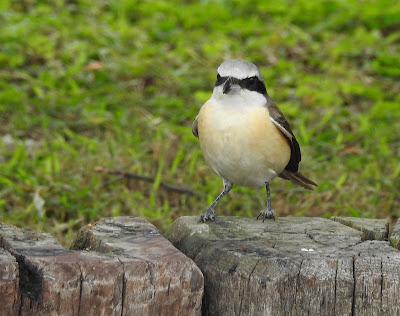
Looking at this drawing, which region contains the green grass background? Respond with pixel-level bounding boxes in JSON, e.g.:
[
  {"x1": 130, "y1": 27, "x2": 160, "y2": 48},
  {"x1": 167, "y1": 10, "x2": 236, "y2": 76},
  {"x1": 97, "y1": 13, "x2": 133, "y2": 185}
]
[{"x1": 1, "y1": 0, "x2": 399, "y2": 245}]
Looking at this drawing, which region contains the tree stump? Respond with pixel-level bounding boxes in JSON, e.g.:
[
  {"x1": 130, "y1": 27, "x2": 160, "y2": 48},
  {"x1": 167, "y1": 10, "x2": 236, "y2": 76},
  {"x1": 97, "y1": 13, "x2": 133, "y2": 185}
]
[
  {"x1": 71, "y1": 217, "x2": 203, "y2": 316},
  {"x1": 165, "y1": 216, "x2": 400, "y2": 316},
  {"x1": 0, "y1": 218, "x2": 203, "y2": 316},
  {"x1": 0, "y1": 249, "x2": 19, "y2": 315}
]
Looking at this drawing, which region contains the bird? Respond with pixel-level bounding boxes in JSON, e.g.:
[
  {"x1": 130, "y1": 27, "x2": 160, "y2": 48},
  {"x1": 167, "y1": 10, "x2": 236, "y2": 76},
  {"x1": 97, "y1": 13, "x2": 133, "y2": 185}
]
[{"x1": 192, "y1": 59, "x2": 317, "y2": 222}]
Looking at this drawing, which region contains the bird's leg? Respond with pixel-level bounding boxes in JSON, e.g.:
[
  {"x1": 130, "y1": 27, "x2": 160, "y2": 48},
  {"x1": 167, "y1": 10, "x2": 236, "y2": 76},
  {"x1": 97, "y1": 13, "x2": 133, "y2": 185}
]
[
  {"x1": 257, "y1": 182, "x2": 276, "y2": 222},
  {"x1": 200, "y1": 178, "x2": 233, "y2": 222}
]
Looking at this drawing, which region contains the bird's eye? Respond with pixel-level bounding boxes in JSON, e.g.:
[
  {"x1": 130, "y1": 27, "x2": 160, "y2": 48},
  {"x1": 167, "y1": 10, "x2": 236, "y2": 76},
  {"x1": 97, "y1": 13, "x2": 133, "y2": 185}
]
[
  {"x1": 248, "y1": 77, "x2": 256, "y2": 86},
  {"x1": 217, "y1": 74, "x2": 221, "y2": 79}
]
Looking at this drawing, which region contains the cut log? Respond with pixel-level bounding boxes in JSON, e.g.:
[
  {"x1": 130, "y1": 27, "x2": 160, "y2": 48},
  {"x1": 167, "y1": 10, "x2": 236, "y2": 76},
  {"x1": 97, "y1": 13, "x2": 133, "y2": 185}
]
[
  {"x1": 0, "y1": 218, "x2": 203, "y2": 316},
  {"x1": 166, "y1": 216, "x2": 400, "y2": 316},
  {"x1": 71, "y1": 217, "x2": 203, "y2": 316},
  {"x1": 0, "y1": 223, "x2": 124, "y2": 316}
]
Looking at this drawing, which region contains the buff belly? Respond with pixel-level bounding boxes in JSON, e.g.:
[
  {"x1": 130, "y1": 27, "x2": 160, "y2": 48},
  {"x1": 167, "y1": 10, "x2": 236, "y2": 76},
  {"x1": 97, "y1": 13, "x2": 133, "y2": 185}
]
[{"x1": 197, "y1": 100, "x2": 291, "y2": 188}]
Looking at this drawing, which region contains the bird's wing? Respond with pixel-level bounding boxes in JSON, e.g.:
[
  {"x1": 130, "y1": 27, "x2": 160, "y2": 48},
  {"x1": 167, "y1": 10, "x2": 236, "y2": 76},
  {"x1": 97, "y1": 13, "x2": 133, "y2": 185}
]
[
  {"x1": 267, "y1": 100, "x2": 301, "y2": 172},
  {"x1": 192, "y1": 115, "x2": 199, "y2": 138}
]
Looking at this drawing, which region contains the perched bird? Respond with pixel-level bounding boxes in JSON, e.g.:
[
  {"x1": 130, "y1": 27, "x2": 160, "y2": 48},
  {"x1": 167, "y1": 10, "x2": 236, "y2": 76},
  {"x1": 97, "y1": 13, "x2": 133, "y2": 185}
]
[{"x1": 192, "y1": 59, "x2": 317, "y2": 222}]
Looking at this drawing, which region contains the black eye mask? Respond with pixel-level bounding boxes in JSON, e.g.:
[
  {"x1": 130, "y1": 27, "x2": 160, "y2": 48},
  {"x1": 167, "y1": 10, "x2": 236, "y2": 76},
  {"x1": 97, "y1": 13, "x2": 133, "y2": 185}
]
[{"x1": 215, "y1": 74, "x2": 267, "y2": 95}]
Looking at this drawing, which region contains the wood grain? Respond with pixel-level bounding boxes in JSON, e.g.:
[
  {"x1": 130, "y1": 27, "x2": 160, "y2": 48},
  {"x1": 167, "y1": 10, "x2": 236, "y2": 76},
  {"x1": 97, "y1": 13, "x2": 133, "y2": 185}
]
[
  {"x1": 0, "y1": 218, "x2": 203, "y2": 316},
  {"x1": 166, "y1": 216, "x2": 400, "y2": 316}
]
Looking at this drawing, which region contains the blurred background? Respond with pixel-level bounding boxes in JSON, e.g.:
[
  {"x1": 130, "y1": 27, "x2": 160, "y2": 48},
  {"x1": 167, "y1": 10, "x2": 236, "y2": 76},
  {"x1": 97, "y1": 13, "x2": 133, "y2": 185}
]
[{"x1": 1, "y1": 0, "x2": 399, "y2": 245}]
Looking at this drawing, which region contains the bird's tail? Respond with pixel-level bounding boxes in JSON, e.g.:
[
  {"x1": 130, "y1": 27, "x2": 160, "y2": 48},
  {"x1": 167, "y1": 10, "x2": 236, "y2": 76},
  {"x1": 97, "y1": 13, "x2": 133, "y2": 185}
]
[{"x1": 279, "y1": 170, "x2": 317, "y2": 191}]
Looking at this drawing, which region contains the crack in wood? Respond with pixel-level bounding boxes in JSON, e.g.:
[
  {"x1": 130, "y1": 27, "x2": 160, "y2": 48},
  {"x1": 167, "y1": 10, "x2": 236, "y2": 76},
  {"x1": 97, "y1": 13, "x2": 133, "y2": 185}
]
[
  {"x1": 333, "y1": 260, "x2": 338, "y2": 316},
  {"x1": 238, "y1": 258, "x2": 261, "y2": 316},
  {"x1": 145, "y1": 260, "x2": 157, "y2": 314},
  {"x1": 167, "y1": 278, "x2": 172, "y2": 296},
  {"x1": 117, "y1": 258, "x2": 126, "y2": 316},
  {"x1": 294, "y1": 259, "x2": 304, "y2": 309},
  {"x1": 380, "y1": 259, "x2": 383, "y2": 314},
  {"x1": 351, "y1": 256, "x2": 356, "y2": 316},
  {"x1": 75, "y1": 261, "x2": 83, "y2": 316}
]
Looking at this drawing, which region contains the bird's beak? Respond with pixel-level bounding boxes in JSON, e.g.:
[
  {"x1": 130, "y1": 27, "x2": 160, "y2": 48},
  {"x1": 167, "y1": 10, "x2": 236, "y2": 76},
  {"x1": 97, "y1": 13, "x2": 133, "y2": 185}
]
[{"x1": 223, "y1": 77, "x2": 239, "y2": 94}]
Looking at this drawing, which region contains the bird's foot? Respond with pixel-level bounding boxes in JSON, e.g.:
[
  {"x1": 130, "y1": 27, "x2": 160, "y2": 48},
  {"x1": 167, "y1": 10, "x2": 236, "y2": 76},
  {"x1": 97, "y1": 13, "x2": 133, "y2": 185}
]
[
  {"x1": 200, "y1": 207, "x2": 216, "y2": 222},
  {"x1": 256, "y1": 208, "x2": 275, "y2": 222}
]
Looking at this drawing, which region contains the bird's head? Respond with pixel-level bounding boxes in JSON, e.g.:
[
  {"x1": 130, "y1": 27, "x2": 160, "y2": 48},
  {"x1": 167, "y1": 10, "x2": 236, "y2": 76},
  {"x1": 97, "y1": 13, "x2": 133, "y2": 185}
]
[{"x1": 213, "y1": 59, "x2": 268, "y2": 98}]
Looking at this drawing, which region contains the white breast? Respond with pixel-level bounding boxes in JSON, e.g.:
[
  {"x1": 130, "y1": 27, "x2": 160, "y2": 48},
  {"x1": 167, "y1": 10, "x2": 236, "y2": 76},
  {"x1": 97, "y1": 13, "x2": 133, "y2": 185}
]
[{"x1": 197, "y1": 94, "x2": 291, "y2": 188}]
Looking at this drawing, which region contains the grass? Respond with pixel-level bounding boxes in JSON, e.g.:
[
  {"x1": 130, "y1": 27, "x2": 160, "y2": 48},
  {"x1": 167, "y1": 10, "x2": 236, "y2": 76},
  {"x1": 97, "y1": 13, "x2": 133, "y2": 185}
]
[{"x1": 1, "y1": 0, "x2": 399, "y2": 246}]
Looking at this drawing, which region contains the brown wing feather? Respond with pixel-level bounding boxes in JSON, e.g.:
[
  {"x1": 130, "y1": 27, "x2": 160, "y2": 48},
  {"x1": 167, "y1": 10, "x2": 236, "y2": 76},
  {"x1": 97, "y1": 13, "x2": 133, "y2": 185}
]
[{"x1": 267, "y1": 100, "x2": 301, "y2": 172}]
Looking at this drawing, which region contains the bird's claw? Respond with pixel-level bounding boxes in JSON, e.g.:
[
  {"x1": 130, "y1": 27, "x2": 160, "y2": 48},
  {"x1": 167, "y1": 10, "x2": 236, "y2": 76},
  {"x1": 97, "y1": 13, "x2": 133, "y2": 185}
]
[
  {"x1": 200, "y1": 208, "x2": 216, "y2": 222},
  {"x1": 257, "y1": 208, "x2": 275, "y2": 222}
]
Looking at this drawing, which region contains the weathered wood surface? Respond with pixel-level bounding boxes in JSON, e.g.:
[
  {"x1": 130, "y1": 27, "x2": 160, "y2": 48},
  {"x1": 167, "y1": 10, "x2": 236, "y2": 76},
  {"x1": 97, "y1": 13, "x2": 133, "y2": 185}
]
[
  {"x1": 390, "y1": 220, "x2": 400, "y2": 250},
  {"x1": 330, "y1": 216, "x2": 388, "y2": 240},
  {"x1": 71, "y1": 217, "x2": 203, "y2": 316},
  {"x1": 166, "y1": 216, "x2": 400, "y2": 316},
  {"x1": 0, "y1": 217, "x2": 203, "y2": 316},
  {"x1": 0, "y1": 249, "x2": 19, "y2": 315}
]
